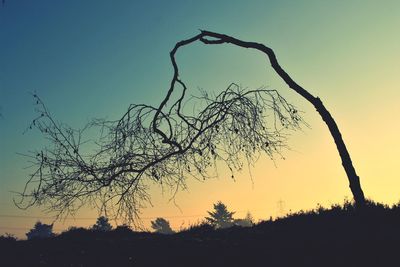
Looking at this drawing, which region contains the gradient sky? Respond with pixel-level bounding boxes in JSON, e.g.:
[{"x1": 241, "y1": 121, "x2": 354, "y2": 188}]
[{"x1": 1, "y1": 0, "x2": 399, "y2": 238}]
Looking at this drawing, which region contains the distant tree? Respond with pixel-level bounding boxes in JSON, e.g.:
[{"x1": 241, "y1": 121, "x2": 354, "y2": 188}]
[
  {"x1": 205, "y1": 201, "x2": 235, "y2": 229},
  {"x1": 18, "y1": 30, "x2": 365, "y2": 225},
  {"x1": 0, "y1": 233, "x2": 17, "y2": 242},
  {"x1": 234, "y1": 211, "x2": 254, "y2": 227},
  {"x1": 115, "y1": 224, "x2": 132, "y2": 231},
  {"x1": 151, "y1": 217, "x2": 174, "y2": 234},
  {"x1": 26, "y1": 221, "x2": 54, "y2": 240},
  {"x1": 92, "y1": 216, "x2": 112, "y2": 232}
]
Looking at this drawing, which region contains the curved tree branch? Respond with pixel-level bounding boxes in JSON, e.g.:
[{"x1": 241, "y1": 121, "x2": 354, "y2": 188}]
[{"x1": 155, "y1": 30, "x2": 365, "y2": 207}]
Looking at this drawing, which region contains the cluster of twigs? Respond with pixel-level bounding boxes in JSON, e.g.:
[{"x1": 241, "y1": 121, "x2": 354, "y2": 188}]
[{"x1": 17, "y1": 83, "x2": 303, "y2": 225}]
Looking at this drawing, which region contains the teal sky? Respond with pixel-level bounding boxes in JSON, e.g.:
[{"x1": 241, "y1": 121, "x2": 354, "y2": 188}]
[{"x1": 1, "y1": 1, "x2": 400, "y2": 238}]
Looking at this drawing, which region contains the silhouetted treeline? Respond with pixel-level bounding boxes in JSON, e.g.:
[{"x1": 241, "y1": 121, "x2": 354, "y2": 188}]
[{"x1": 1, "y1": 200, "x2": 400, "y2": 267}]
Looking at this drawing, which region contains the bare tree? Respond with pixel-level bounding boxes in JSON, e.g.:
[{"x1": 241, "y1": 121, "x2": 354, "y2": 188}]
[{"x1": 16, "y1": 30, "x2": 365, "y2": 225}]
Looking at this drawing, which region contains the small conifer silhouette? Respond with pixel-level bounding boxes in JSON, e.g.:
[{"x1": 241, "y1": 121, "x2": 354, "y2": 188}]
[{"x1": 205, "y1": 201, "x2": 235, "y2": 229}]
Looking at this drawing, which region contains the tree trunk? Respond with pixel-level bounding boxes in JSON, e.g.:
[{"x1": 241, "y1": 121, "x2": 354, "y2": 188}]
[
  {"x1": 198, "y1": 31, "x2": 366, "y2": 207},
  {"x1": 312, "y1": 97, "x2": 366, "y2": 208}
]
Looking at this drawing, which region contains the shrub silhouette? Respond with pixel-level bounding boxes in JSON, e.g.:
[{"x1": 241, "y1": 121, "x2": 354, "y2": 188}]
[
  {"x1": 178, "y1": 221, "x2": 214, "y2": 236},
  {"x1": 114, "y1": 224, "x2": 132, "y2": 232},
  {"x1": 92, "y1": 216, "x2": 112, "y2": 232},
  {"x1": 0, "y1": 233, "x2": 17, "y2": 242},
  {"x1": 151, "y1": 218, "x2": 175, "y2": 234},
  {"x1": 234, "y1": 212, "x2": 254, "y2": 227},
  {"x1": 26, "y1": 221, "x2": 54, "y2": 240}
]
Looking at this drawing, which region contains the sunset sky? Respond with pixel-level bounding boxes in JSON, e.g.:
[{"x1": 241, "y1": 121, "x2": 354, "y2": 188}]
[{"x1": 1, "y1": 0, "x2": 399, "y2": 238}]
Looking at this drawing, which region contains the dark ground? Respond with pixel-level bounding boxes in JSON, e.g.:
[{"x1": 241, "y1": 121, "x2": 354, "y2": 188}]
[{"x1": 1, "y1": 201, "x2": 400, "y2": 267}]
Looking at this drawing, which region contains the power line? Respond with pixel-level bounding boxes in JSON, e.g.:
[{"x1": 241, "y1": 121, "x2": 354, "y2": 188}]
[
  {"x1": 0, "y1": 209, "x2": 253, "y2": 221},
  {"x1": 0, "y1": 213, "x2": 209, "y2": 222},
  {"x1": 0, "y1": 226, "x2": 65, "y2": 232},
  {"x1": 0, "y1": 214, "x2": 96, "y2": 220}
]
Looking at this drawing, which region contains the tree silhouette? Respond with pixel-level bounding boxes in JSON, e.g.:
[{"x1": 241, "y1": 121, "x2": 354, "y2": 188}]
[
  {"x1": 17, "y1": 30, "x2": 365, "y2": 224},
  {"x1": 26, "y1": 221, "x2": 54, "y2": 240},
  {"x1": 0, "y1": 233, "x2": 17, "y2": 242},
  {"x1": 151, "y1": 217, "x2": 174, "y2": 234},
  {"x1": 92, "y1": 216, "x2": 112, "y2": 232},
  {"x1": 205, "y1": 201, "x2": 235, "y2": 229}
]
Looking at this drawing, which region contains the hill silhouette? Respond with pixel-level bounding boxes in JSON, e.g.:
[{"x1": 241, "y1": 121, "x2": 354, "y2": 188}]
[{"x1": 1, "y1": 200, "x2": 399, "y2": 267}]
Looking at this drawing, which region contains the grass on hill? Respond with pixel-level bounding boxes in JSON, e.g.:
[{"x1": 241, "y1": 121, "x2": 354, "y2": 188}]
[{"x1": 1, "y1": 199, "x2": 399, "y2": 267}]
